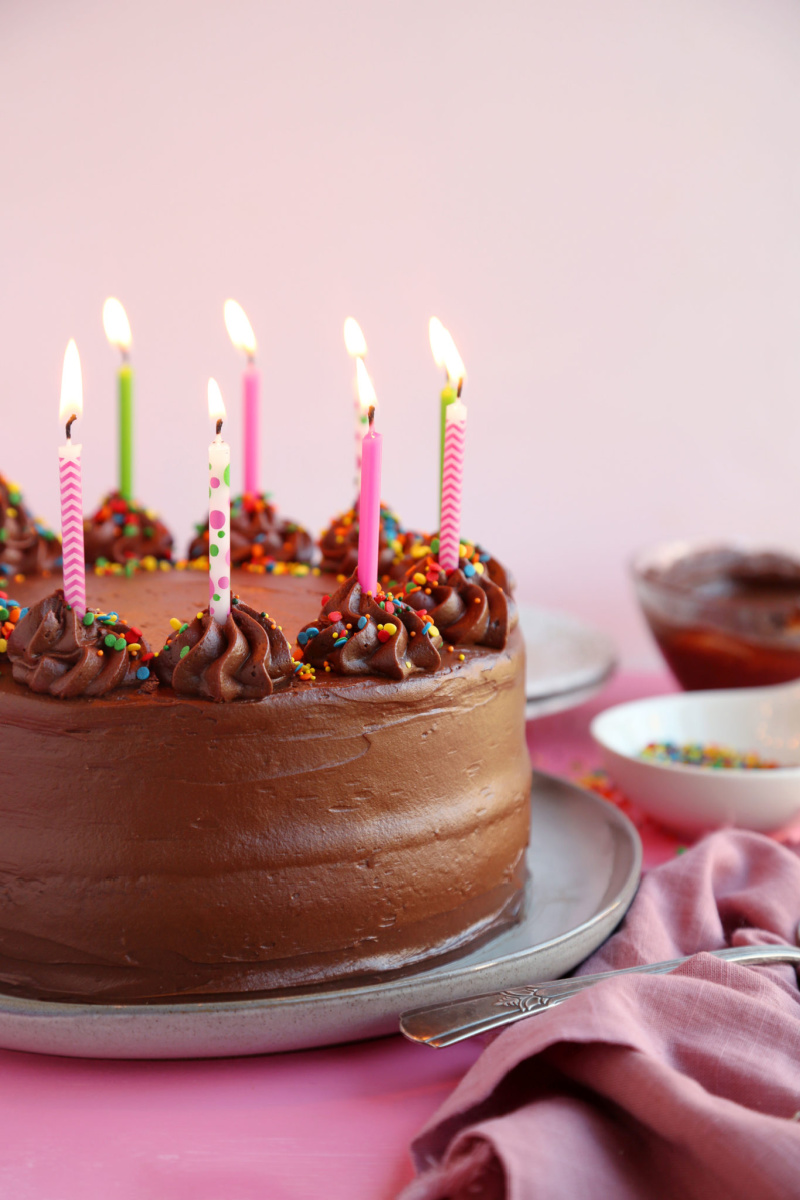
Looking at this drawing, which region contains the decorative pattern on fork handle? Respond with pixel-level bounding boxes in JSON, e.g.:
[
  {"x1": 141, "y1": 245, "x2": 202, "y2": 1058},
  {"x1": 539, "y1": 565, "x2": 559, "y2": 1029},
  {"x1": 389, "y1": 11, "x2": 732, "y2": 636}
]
[{"x1": 496, "y1": 987, "x2": 554, "y2": 1014}]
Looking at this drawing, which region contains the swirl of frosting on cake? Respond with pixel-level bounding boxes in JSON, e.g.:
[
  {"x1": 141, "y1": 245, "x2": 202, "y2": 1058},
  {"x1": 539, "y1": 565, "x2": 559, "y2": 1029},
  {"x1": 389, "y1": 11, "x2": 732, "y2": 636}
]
[
  {"x1": 393, "y1": 534, "x2": 514, "y2": 597},
  {"x1": 0, "y1": 474, "x2": 61, "y2": 579},
  {"x1": 397, "y1": 553, "x2": 518, "y2": 650},
  {"x1": 187, "y1": 494, "x2": 313, "y2": 567},
  {"x1": 6, "y1": 590, "x2": 154, "y2": 697},
  {"x1": 154, "y1": 598, "x2": 295, "y2": 701},
  {"x1": 84, "y1": 492, "x2": 174, "y2": 566},
  {"x1": 296, "y1": 573, "x2": 443, "y2": 680},
  {"x1": 318, "y1": 504, "x2": 409, "y2": 579}
]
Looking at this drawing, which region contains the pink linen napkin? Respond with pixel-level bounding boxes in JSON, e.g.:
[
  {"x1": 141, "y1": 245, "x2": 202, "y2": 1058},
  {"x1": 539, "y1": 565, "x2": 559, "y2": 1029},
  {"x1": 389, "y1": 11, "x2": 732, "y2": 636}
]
[{"x1": 400, "y1": 830, "x2": 800, "y2": 1200}]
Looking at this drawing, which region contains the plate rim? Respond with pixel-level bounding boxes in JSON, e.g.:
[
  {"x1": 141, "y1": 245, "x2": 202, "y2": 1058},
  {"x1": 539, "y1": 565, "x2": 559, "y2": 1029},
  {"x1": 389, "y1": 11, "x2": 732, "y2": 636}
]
[{"x1": 519, "y1": 602, "x2": 618, "y2": 701}]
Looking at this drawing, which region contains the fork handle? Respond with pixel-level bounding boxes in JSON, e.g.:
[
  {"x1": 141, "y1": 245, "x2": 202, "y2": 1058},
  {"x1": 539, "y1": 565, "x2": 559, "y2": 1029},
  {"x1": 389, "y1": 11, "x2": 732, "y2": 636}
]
[{"x1": 399, "y1": 944, "x2": 800, "y2": 1048}]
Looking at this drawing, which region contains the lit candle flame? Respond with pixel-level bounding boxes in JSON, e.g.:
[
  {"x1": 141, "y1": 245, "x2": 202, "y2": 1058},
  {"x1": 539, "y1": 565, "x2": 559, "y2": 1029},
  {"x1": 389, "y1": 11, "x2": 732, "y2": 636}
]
[
  {"x1": 102, "y1": 298, "x2": 132, "y2": 351},
  {"x1": 208, "y1": 377, "x2": 227, "y2": 425},
  {"x1": 59, "y1": 339, "x2": 83, "y2": 423},
  {"x1": 429, "y1": 317, "x2": 448, "y2": 368},
  {"x1": 344, "y1": 317, "x2": 367, "y2": 358},
  {"x1": 356, "y1": 357, "x2": 377, "y2": 412},
  {"x1": 224, "y1": 299, "x2": 257, "y2": 357},
  {"x1": 429, "y1": 317, "x2": 466, "y2": 386}
]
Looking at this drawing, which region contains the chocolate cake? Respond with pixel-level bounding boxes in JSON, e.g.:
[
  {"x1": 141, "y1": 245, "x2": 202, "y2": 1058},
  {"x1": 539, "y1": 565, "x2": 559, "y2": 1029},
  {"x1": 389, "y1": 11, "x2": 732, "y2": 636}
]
[{"x1": 0, "y1": 556, "x2": 531, "y2": 1004}]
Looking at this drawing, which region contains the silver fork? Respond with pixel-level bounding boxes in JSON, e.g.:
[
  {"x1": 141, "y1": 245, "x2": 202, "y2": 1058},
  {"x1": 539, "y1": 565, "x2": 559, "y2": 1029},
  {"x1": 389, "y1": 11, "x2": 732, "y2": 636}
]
[{"x1": 400, "y1": 932, "x2": 800, "y2": 1049}]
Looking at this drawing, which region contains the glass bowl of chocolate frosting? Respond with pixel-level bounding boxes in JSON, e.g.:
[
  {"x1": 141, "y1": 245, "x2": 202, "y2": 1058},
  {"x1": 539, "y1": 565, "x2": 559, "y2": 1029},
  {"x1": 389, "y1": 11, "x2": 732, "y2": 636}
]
[{"x1": 633, "y1": 541, "x2": 800, "y2": 690}]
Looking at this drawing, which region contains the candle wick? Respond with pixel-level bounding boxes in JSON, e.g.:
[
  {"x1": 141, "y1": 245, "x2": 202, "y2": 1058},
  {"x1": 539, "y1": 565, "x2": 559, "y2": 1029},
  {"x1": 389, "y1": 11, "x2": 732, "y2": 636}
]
[
  {"x1": 65, "y1": 414, "x2": 77, "y2": 441},
  {"x1": 121, "y1": 348, "x2": 130, "y2": 365},
  {"x1": 368, "y1": 405, "x2": 375, "y2": 430},
  {"x1": 457, "y1": 378, "x2": 464, "y2": 399},
  {"x1": 247, "y1": 353, "x2": 255, "y2": 366},
  {"x1": 216, "y1": 418, "x2": 224, "y2": 436}
]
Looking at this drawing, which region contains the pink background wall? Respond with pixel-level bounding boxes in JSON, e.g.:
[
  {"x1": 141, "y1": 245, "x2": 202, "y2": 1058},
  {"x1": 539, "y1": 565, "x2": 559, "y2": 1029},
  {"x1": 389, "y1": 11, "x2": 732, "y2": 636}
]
[{"x1": 2, "y1": 0, "x2": 799, "y2": 664}]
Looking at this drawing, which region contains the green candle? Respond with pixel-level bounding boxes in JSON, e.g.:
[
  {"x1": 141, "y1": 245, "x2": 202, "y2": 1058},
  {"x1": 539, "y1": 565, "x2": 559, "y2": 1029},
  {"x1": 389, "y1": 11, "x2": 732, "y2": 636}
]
[
  {"x1": 439, "y1": 383, "x2": 456, "y2": 503},
  {"x1": 103, "y1": 298, "x2": 135, "y2": 501},
  {"x1": 119, "y1": 363, "x2": 134, "y2": 501}
]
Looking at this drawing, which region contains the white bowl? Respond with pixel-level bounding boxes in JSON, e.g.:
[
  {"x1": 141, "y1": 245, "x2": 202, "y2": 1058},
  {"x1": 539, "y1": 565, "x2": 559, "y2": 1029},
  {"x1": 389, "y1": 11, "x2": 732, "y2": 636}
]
[{"x1": 590, "y1": 684, "x2": 800, "y2": 835}]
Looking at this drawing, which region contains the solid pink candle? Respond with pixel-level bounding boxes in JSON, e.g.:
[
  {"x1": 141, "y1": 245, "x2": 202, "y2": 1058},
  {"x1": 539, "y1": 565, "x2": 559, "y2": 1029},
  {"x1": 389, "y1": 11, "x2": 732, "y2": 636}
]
[
  {"x1": 357, "y1": 407, "x2": 382, "y2": 595},
  {"x1": 439, "y1": 398, "x2": 467, "y2": 573},
  {"x1": 243, "y1": 362, "x2": 260, "y2": 495}
]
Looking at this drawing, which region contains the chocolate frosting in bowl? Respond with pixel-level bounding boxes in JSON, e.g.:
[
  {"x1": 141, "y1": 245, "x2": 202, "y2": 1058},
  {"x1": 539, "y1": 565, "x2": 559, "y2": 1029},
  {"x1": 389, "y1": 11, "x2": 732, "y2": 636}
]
[{"x1": 637, "y1": 544, "x2": 800, "y2": 689}]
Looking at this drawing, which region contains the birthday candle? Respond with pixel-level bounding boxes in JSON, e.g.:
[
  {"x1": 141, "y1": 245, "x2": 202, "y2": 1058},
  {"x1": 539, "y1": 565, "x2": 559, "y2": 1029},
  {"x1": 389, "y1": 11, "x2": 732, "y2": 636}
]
[
  {"x1": 224, "y1": 300, "x2": 259, "y2": 496},
  {"x1": 102, "y1": 298, "x2": 134, "y2": 500},
  {"x1": 207, "y1": 378, "x2": 231, "y2": 624},
  {"x1": 58, "y1": 340, "x2": 86, "y2": 616},
  {"x1": 429, "y1": 317, "x2": 466, "y2": 506},
  {"x1": 344, "y1": 317, "x2": 368, "y2": 488},
  {"x1": 439, "y1": 399, "x2": 467, "y2": 574},
  {"x1": 356, "y1": 359, "x2": 381, "y2": 596}
]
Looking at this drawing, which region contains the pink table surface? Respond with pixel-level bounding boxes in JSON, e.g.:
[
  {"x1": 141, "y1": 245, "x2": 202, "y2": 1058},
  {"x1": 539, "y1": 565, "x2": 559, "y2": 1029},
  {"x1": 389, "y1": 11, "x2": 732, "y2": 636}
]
[{"x1": 0, "y1": 671, "x2": 747, "y2": 1199}]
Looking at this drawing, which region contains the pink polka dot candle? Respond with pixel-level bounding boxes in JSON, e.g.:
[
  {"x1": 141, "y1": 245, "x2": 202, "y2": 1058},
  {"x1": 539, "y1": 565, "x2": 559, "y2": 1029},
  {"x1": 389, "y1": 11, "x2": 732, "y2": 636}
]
[{"x1": 207, "y1": 378, "x2": 231, "y2": 624}]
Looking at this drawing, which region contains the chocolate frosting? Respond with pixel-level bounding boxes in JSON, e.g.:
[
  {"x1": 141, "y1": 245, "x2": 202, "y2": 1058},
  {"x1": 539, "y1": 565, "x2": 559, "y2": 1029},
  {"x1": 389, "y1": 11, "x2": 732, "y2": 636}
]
[
  {"x1": 188, "y1": 494, "x2": 313, "y2": 567},
  {"x1": 0, "y1": 475, "x2": 61, "y2": 578},
  {"x1": 6, "y1": 589, "x2": 153, "y2": 697},
  {"x1": 297, "y1": 572, "x2": 443, "y2": 679},
  {"x1": 397, "y1": 554, "x2": 518, "y2": 649},
  {"x1": 318, "y1": 504, "x2": 407, "y2": 579},
  {"x1": 155, "y1": 598, "x2": 295, "y2": 700},
  {"x1": 392, "y1": 535, "x2": 515, "y2": 596},
  {"x1": 0, "y1": 603, "x2": 531, "y2": 1002},
  {"x1": 84, "y1": 492, "x2": 174, "y2": 566}
]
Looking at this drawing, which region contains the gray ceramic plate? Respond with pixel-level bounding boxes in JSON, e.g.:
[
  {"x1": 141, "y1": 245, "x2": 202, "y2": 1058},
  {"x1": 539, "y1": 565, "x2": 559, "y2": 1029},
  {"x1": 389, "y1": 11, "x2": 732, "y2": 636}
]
[
  {"x1": 0, "y1": 774, "x2": 641, "y2": 1060},
  {"x1": 518, "y1": 604, "x2": 617, "y2": 718}
]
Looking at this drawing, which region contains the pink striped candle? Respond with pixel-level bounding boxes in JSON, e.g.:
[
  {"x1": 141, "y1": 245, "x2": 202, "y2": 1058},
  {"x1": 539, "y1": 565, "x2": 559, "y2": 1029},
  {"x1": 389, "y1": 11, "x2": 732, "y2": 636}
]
[
  {"x1": 439, "y1": 398, "x2": 467, "y2": 574},
  {"x1": 58, "y1": 339, "x2": 86, "y2": 616},
  {"x1": 357, "y1": 406, "x2": 382, "y2": 595}
]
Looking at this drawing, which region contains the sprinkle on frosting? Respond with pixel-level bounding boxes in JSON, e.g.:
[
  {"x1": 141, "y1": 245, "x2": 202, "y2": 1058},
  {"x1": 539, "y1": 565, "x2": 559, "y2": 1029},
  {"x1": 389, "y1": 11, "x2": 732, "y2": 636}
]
[
  {"x1": 6, "y1": 590, "x2": 154, "y2": 697},
  {"x1": 296, "y1": 571, "x2": 443, "y2": 680},
  {"x1": 318, "y1": 504, "x2": 414, "y2": 581},
  {"x1": 394, "y1": 546, "x2": 517, "y2": 649},
  {"x1": 84, "y1": 492, "x2": 174, "y2": 570},
  {"x1": 154, "y1": 596, "x2": 295, "y2": 701},
  {"x1": 393, "y1": 534, "x2": 514, "y2": 598},
  {"x1": 0, "y1": 474, "x2": 61, "y2": 580},
  {"x1": 188, "y1": 493, "x2": 313, "y2": 569}
]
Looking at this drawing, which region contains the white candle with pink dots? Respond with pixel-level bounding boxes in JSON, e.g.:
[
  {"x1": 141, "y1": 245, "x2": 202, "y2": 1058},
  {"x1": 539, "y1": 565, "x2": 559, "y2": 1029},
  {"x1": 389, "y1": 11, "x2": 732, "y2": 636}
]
[{"x1": 207, "y1": 379, "x2": 231, "y2": 624}]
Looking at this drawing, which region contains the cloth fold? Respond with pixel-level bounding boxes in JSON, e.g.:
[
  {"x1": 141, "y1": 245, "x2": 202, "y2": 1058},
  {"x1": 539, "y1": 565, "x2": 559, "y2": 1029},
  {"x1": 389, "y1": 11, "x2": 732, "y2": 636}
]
[{"x1": 401, "y1": 830, "x2": 800, "y2": 1200}]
